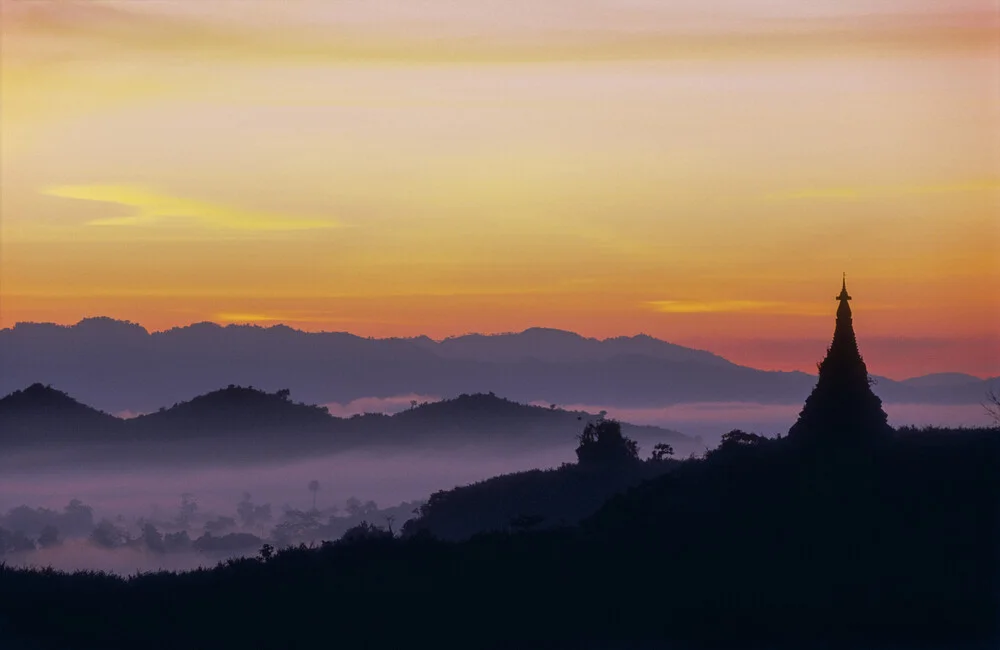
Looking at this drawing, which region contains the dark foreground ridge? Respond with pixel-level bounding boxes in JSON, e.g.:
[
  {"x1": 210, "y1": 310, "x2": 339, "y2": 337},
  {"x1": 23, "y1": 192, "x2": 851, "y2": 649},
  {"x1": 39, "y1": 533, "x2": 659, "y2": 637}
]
[
  {"x1": 1, "y1": 279, "x2": 997, "y2": 649},
  {"x1": 0, "y1": 424, "x2": 995, "y2": 649}
]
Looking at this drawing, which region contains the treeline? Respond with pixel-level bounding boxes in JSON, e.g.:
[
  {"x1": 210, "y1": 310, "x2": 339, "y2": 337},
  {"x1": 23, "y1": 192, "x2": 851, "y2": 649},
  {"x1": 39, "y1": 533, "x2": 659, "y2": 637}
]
[{"x1": 0, "y1": 494, "x2": 423, "y2": 561}]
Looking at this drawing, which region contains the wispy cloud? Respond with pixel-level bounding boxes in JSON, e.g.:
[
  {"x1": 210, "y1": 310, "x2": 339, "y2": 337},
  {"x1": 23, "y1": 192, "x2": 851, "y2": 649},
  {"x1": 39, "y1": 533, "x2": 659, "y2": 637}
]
[
  {"x1": 647, "y1": 300, "x2": 831, "y2": 316},
  {"x1": 762, "y1": 180, "x2": 1000, "y2": 202},
  {"x1": 43, "y1": 185, "x2": 340, "y2": 232},
  {"x1": 5, "y1": 0, "x2": 996, "y2": 67},
  {"x1": 214, "y1": 313, "x2": 353, "y2": 325},
  {"x1": 215, "y1": 313, "x2": 285, "y2": 324}
]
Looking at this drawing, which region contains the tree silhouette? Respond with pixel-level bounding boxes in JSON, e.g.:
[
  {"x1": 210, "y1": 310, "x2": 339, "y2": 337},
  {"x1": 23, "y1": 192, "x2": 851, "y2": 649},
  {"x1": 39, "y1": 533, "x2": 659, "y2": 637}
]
[
  {"x1": 650, "y1": 442, "x2": 674, "y2": 461},
  {"x1": 984, "y1": 385, "x2": 1000, "y2": 425},
  {"x1": 308, "y1": 480, "x2": 321, "y2": 512},
  {"x1": 177, "y1": 494, "x2": 198, "y2": 527},
  {"x1": 719, "y1": 429, "x2": 768, "y2": 449},
  {"x1": 141, "y1": 524, "x2": 166, "y2": 554},
  {"x1": 575, "y1": 419, "x2": 639, "y2": 467},
  {"x1": 37, "y1": 525, "x2": 60, "y2": 549}
]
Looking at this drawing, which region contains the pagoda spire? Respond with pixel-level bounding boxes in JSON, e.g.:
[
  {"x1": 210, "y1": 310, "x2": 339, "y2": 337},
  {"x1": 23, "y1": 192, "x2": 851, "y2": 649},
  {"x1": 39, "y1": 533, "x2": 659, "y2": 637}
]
[
  {"x1": 788, "y1": 276, "x2": 891, "y2": 443},
  {"x1": 837, "y1": 272, "x2": 850, "y2": 302}
]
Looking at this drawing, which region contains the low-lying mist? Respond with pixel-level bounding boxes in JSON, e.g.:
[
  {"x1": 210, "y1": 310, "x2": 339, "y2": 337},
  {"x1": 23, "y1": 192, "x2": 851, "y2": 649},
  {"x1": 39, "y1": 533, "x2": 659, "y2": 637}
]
[
  {"x1": 0, "y1": 444, "x2": 576, "y2": 574},
  {"x1": 2, "y1": 398, "x2": 988, "y2": 575},
  {"x1": 0, "y1": 445, "x2": 574, "y2": 516}
]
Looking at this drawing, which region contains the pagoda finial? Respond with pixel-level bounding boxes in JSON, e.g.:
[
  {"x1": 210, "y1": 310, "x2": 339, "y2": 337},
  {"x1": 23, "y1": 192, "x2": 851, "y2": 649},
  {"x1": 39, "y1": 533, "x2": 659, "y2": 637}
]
[{"x1": 837, "y1": 273, "x2": 851, "y2": 302}]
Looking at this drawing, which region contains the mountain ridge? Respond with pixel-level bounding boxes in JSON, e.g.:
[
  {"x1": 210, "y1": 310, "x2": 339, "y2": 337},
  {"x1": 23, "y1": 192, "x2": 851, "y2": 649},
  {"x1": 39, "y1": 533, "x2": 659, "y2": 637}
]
[{"x1": 1, "y1": 318, "x2": 994, "y2": 415}]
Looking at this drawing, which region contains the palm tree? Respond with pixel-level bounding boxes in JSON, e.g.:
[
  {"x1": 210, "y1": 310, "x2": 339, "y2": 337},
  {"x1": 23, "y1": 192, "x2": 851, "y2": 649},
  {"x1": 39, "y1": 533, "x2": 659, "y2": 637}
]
[{"x1": 307, "y1": 480, "x2": 321, "y2": 512}]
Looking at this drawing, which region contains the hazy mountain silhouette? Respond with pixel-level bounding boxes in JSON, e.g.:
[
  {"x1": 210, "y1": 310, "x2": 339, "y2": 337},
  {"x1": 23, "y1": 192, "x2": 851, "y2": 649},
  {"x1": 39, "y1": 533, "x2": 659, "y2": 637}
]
[
  {"x1": 410, "y1": 326, "x2": 732, "y2": 365},
  {"x1": 2, "y1": 318, "x2": 992, "y2": 415},
  {"x1": 0, "y1": 386, "x2": 698, "y2": 461}
]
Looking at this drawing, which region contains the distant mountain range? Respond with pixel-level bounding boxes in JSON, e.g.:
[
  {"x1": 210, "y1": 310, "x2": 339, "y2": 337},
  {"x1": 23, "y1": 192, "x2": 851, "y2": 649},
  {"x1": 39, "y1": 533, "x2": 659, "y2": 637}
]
[
  {"x1": 0, "y1": 384, "x2": 699, "y2": 461},
  {"x1": 1, "y1": 318, "x2": 995, "y2": 415}
]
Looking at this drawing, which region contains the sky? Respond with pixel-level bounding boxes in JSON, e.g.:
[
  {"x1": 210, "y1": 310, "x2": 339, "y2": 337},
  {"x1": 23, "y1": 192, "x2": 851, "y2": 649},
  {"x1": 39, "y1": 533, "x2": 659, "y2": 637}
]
[{"x1": 1, "y1": 0, "x2": 998, "y2": 379}]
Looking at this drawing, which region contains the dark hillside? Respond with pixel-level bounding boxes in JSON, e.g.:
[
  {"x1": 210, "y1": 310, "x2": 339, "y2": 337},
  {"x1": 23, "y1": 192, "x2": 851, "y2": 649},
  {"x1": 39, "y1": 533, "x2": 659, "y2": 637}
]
[
  {"x1": 0, "y1": 384, "x2": 123, "y2": 445},
  {"x1": 129, "y1": 386, "x2": 337, "y2": 438},
  {"x1": 0, "y1": 425, "x2": 995, "y2": 650},
  {"x1": 401, "y1": 458, "x2": 677, "y2": 541}
]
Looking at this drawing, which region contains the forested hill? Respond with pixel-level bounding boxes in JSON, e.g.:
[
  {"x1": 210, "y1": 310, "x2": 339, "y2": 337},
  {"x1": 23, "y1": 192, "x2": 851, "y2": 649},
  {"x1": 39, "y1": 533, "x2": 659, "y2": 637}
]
[{"x1": 0, "y1": 386, "x2": 699, "y2": 458}]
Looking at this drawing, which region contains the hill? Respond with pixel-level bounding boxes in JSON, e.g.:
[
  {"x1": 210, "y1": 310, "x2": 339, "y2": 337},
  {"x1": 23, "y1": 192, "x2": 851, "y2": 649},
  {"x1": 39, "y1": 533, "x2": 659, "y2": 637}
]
[
  {"x1": 129, "y1": 385, "x2": 337, "y2": 438},
  {"x1": 2, "y1": 318, "x2": 992, "y2": 415},
  {"x1": 0, "y1": 384, "x2": 124, "y2": 446},
  {"x1": 0, "y1": 386, "x2": 700, "y2": 461}
]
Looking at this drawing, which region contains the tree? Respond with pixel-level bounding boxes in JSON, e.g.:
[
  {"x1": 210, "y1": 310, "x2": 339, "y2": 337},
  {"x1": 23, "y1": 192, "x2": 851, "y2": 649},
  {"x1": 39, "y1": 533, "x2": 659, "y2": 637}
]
[
  {"x1": 575, "y1": 419, "x2": 640, "y2": 467},
  {"x1": 0, "y1": 527, "x2": 35, "y2": 554},
  {"x1": 715, "y1": 429, "x2": 769, "y2": 454},
  {"x1": 237, "y1": 493, "x2": 272, "y2": 528},
  {"x1": 308, "y1": 480, "x2": 321, "y2": 512},
  {"x1": 650, "y1": 443, "x2": 674, "y2": 461},
  {"x1": 510, "y1": 514, "x2": 544, "y2": 532},
  {"x1": 177, "y1": 493, "x2": 198, "y2": 527},
  {"x1": 345, "y1": 497, "x2": 364, "y2": 518},
  {"x1": 339, "y1": 521, "x2": 393, "y2": 545},
  {"x1": 271, "y1": 509, "x2": 321, "y2": 546},
  {"x1": 276, "y1": 388, "x2": 291, "y2": 401},
  {"x1": 983, "y1": 385, "x2": 1000, "y2": 425},
  {"x1": 90, "y1": 520, "x2": 130, "y2": 549},
  {"x1": 141, "y1": 524, "x2": 166, "y2": 554},
  {"x1": 63, "y1": 499, "x2": 94, "y2": 535},
  {"x1": 37, "y1": 525, "x2": 60, "y2": 549}
]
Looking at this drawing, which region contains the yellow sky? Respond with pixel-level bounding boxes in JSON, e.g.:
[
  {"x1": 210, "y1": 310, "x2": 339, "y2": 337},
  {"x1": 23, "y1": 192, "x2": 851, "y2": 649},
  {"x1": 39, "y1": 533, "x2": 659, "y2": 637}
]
[{"x1": 1, "y1": 0, "x2": 998, "y2": 378}]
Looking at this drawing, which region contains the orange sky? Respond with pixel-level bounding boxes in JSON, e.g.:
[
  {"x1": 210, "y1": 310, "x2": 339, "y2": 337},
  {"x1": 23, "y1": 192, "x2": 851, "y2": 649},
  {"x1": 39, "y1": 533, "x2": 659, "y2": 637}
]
[{"x1": 1, "y1": 0, "x2": 998, "y2": 379}]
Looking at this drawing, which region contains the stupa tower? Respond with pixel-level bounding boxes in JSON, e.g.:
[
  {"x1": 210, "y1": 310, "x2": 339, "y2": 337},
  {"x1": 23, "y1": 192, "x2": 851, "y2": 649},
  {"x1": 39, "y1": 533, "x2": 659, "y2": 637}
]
[{"x1": 788, "y1": 275, "x2": 892, "y2": 442}]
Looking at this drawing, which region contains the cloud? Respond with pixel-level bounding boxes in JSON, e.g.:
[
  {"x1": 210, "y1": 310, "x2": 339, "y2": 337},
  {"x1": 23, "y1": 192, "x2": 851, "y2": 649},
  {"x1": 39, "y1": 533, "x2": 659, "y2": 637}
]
[
  {"x1": 43, "y1": 185, "x2": 340, "y2": 232},
  {"x1": 4, "y1": 0, "x2": 995, "y2": 68},
  {"x1": 323, "y1": 395, "x2": 442, "y2": 418},
  {"x1": 762, "y1": 180, "x2": 1000, "y2": 202},
  {"x1": 214, "y1": 313, "x2": 357, "y2": 325},
  {"x1": 646, "y1": 300, "x2": 831, "y2": 315}
]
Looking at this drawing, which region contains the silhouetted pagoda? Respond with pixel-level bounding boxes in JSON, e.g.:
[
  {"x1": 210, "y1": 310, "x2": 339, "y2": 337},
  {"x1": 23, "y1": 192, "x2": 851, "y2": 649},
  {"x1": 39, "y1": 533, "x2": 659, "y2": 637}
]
[{"x1": 788, "y1": 275, "x2": 892, "y2": 443}]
